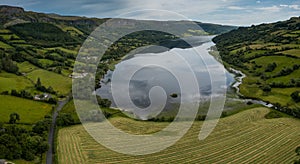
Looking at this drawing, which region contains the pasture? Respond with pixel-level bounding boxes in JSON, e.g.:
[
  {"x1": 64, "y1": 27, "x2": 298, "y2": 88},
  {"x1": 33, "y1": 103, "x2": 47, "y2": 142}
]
[
  {"x1": 26, "y1": 69, "x2": 71, "y2": 95},
  {"x1": 0, "y1": 95, "x2": 52, "y2": 124},
  {"x1": 0, "y1": 72, "x2": 33, "y2": 92}
]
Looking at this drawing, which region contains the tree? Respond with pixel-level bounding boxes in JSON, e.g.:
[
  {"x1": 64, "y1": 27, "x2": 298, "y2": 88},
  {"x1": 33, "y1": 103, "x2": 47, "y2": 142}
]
[
  {"x1": 170, "y1": 93, "x2": 178, "y2": 98},
  {"x1": 27, "y1": 136, "x2": 49, "y2": 162},
  {"x1": 0, "y1": 134, "x2": 22, "y2": 159},
  {"x1": 296, "y1": 146, "x2": 300, "y2": 155},
  {"x1": 32, "y1": 119, "x2": 51, "y2": 135},
  {"x1": 291, "y1": 91, "x2": 300, "y2": 103},
  {"x1": 1, "y1": 57, "x2": 19, "y2": 74},
  {"x1": 56, "y1": 113, "x2": 74, "y2": 126},
  {"x1": 96, "y1": 96, "x2": 112, "y2": 108},
  {"x1": 35, "y1": 77, "x2": 42, "y2": 88},
  {"x1": 265, "y1": 62, "x2": 277, "y2": 72},
  {"x1": 38, "y1": 141, "x2": 49, "y2": 162},
  {"x1": 0, "y1": 122, "x2": 3, "y2": 129},
  {"x1": 262, "y1": 85, "x2": 272, "y2": 93},
  {"x1": 9, "y1": 113, "x2": 20, "y2": 124}
]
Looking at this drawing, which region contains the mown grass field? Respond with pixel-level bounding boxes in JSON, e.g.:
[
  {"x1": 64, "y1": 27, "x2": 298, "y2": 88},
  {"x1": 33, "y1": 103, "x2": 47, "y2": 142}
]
[
  {"x1": 0, "y1": 95, "x2": 52, "y2": 124},
  {"x1": 57, "y1": 107, "x2": 300, "y2": 163}
]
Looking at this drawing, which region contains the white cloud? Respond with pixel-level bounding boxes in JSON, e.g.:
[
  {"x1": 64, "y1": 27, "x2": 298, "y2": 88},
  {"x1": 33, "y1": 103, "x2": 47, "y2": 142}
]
[
  {"x1": 80, "y1": 0, "x2": 240, "y2": 21},
  {"x1": 2, "y1": 0, "x2": 300, "y2": 26},
  {"x1": 227, "y1": 6, "x2": 245, "y2": 10},
  {"x1": 280, "y1": 4, "x2": 300, "y2": 10},
  {"x1": 257, "y1": 5, "x2": 281, "y2": 12}
]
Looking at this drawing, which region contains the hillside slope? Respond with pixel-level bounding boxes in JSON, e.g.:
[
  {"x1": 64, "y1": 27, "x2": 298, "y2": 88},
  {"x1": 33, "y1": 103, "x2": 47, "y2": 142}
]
[{"x1": 213, "y1": 17, "x2": 300, "y2": 118}]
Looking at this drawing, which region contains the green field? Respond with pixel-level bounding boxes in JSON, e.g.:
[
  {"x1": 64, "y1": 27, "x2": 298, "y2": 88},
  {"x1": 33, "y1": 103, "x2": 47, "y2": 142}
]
[
  {"x1": 46, "y1": 47, "x2": 78, "y2": 55},
  {"x1": 252, "y1": 56, "x2": 300, "y2": 76},
  {"x1": 57, "y1": 107, "x2": 300, "y2": 163},
  {"x1": 26, "y1": 69, "x2": 71, "y2": 95},
  {"x1": 0, "y1": 40, "x2": 13, "y2": 49},
  {"x1": 0, "y1": 72, "x2": 33, "y2": 92},
  {"x1": 38, "y1": 59, "x2": 54, "y2": 67},
  {"x1": 0, "y1": 95, "x2": 52, "y2": 124},
  {"x1": 282, "y1": 48, "x2": 300, "y2": 57},
  {"x1": 17, "y1": 61, "x2": 38, "y2": 73}
]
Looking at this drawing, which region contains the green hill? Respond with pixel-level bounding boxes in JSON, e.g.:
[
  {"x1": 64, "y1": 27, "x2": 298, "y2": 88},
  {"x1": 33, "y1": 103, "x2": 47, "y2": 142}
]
[{"x1": 213, "y1": 16, "x2": 300, "y2": 118}]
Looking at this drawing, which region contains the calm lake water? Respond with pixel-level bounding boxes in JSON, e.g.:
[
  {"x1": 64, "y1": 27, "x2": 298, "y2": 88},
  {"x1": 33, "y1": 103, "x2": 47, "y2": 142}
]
[{"x1": 96, "y1": 36, "x2": 235, "y2": 119}]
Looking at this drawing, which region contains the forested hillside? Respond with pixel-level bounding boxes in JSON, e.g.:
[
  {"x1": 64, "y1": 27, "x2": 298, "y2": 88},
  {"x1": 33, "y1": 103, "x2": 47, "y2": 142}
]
[{"x1": 213, "y1": 16, "x2": 300, "y2": 118}]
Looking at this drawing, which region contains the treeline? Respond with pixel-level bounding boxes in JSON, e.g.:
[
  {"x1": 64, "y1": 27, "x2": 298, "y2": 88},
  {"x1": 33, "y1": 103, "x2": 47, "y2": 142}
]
[
  {"x1": 270, "y1": 78, "x2": 300, "y2": 88},
  {"x1": 0, "y1": 51, "x2": 19, "y2": 74},
  {"x1": 8, "y1": 23, "x2": 80, "y2": 46},
  {"x1": 0, "y1": 114, "x2": 50, "y2": 161},
  {"x1": 3, "y1": 89, "x2": 57, "y2": 104},
  {"x1": 0, "y1": 77, "x2": 58, "y2": 104},
  {"x1": 213, "y1": 17, "x2": 300, "y2": 47}
]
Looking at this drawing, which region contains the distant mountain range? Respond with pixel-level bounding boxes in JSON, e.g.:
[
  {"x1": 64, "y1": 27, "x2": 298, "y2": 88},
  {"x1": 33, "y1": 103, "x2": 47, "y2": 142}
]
[{"x1": 0, "y1": 5, "x2": 236, "y2": 37}]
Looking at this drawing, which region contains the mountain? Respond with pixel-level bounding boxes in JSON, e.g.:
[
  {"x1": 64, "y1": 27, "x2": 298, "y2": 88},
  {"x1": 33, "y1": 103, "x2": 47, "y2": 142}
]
[
  {"x1": 213, "y1": 16, "x2": 300, "y2": 118},
  {"x1": 0, "y1": 5, "x2": 235, "y2": 35}
]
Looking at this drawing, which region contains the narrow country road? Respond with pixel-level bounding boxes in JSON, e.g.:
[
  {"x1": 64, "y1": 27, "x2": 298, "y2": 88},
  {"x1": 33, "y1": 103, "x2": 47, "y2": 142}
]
[{"x1": 46, "y1": 97, "x2": 70, "y2": 164}]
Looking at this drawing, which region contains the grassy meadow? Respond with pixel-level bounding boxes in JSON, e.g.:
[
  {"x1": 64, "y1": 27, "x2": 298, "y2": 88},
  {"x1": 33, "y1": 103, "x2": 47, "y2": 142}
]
[
  {"x1": 26, "y1": 69, "x2": 71, "y2": 95},
  {"x1": 0, "y1": 95, "x2": 52, "y2": 124},
  {"x1": 0, "y1": 72, "x2": 33, "y2": 92}
]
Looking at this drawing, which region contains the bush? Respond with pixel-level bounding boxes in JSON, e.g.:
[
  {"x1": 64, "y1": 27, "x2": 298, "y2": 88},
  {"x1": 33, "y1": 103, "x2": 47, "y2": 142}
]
[
  {"x1": 265, "y1": 62, "x2": 277, "y2": 72},
  {"x1": 261, "y1": 85, "x2": 272, "y2": 92},
  {"x1": 56, "y1": 113, "x2": 74, "y2": 126},
  {"x1": 291, "y1": 91, "x2": 300, "y2": 103},
  {"x1": 265, "y1": 110, "x2": 284, "y2": 119}
]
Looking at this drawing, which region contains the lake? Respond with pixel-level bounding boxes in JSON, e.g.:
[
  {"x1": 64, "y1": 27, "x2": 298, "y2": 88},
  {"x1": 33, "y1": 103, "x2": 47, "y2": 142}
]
[{"x1": 96, "y1": 36, "x2": 235, "y2": 119}]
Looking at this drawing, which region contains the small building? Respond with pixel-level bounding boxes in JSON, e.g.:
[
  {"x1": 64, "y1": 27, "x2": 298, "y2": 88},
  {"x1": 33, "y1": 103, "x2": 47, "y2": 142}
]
[
  {"x1": 34, "y1": 93, "x2": 51, "y2": 101},
  {"x1": 0, "y1": 159, "x2": 14, "y2": 164},
  {"x1": 69, "y1": 72, "x2": 88, "y2": 79}
]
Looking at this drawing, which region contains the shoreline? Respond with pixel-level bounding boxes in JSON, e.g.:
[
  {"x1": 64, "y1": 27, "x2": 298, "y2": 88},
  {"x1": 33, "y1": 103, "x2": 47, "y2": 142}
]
[{"x1": 227, "y1": 67, "x2": 274, "y2": 108}]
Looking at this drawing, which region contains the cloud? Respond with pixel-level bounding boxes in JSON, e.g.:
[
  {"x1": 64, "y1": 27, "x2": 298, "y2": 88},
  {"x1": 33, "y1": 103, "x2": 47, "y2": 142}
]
[
  {"x1": 1, "y1": 0, "x2": 300, "y2": 26},
  {"x1": 257, "y1": 5, "x2": 281, "y2": 12},
  {"x1": 280, "y1": 4, "x2": 300, "y2": 10},
  {"x1": 227, "y1": 6, "x2": 245, "y2": 10}
]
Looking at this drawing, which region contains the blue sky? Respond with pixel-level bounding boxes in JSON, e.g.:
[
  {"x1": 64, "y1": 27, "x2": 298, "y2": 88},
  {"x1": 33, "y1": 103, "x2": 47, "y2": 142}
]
[{"x1": 1, "y1": 0, "x2": 300, "y2": 25}]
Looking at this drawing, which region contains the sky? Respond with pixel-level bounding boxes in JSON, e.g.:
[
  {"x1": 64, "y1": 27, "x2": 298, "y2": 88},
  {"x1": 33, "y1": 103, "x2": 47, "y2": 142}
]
[{"x1": 1, "y1": 0, "x2": 300, "y2": 26}]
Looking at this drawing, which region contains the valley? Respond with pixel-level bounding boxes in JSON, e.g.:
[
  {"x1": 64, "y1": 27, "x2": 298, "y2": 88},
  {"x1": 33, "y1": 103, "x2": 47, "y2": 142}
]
[{"x1": 0, "y1": 4, "x2": 299, "y2": 164}]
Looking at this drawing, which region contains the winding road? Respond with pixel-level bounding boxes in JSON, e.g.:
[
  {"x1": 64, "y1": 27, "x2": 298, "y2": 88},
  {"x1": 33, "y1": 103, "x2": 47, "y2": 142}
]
[{"x1": 46, "y1": 97, "x2": 70, "y2": 164}]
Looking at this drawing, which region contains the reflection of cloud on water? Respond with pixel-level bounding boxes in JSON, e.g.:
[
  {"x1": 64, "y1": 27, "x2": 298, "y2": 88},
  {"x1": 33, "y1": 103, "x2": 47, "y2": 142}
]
[{"x1": 97, "y1": 39, "x2": 231, "y2": 119}]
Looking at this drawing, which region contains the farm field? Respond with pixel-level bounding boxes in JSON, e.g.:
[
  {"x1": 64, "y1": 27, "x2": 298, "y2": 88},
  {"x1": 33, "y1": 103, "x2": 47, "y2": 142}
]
[
  {"x1": 26, "y1": 69, "x2": 72, "y2": 95},
  {"x1": 57, "y1": 107, "x2": 300, "y2": 163},
  {"x1": 0, "y1": 71, "x2": 33, "y2": 92},
  {"x1": 17, "y1": 61, "x2": 38, "y2": 73},
  {"x1": 0, "y1": 95, "x2": 52, "y2": 124}
]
